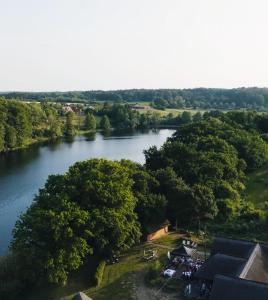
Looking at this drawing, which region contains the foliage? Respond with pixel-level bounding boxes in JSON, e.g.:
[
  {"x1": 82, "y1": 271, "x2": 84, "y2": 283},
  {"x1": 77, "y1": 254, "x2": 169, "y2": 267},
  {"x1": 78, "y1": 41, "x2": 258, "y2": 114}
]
[
  {"x1": 120, "y1": 160, "x2": 167, "y2": 231},
  {"x1": 145, "y1": 260, "x2": 162, "y2": 287},
  {"x1": 84, "y1": 113, "x2": 97, "y2": 131},
  {"x1": 4, "y1": 87, "x2": 268, "y2": 110},
  {"x1": 0, "y1": 99, "x2": 63, "y2": 152},
  {"x1": 11, "y1": 159, "x2": 141, "y2": 285},
  {"x1": 94, "y1": 260, "x2": 106, "y2": 287},
  {"x1": 98, "y1": 103, "x2": 162, "y2": 129},
  {"x1": 100, "y1": 115, "x2": 111, "y2": 130},
  {"x1": 0, "y1": 254, "x2": 24, "y2": 299},
  {"x1": 65, "y1": 111, "x2": 76, "y2": 136},
  {"x1": 145, "y1": 118, "x2": 268, "y2": 227},
  {"x1": 5, "y1": 109, "x2": 268, "y2": 297}
]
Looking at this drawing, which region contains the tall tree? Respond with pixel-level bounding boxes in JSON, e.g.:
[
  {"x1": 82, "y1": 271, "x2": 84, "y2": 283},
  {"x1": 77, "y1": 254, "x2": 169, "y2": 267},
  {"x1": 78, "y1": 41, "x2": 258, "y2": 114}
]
[
  {"x1": 12, "y1": 159, "x2": 141, "y2": 285},
  {"x1": 84, "y1": 113, "x2": 96, "y2": 131},
  {"x1": 0, "y1": 123, "x2": 5, "y2": 152},
  {"x1": 5, "y1": 126, "x2": 17, "y2": 149},
  {"x1": 65, "y1": 111, "x2": 76, "y2": 136},
  {"x1": 100, "y1": 115, "x2": 111, "y2": 131}
]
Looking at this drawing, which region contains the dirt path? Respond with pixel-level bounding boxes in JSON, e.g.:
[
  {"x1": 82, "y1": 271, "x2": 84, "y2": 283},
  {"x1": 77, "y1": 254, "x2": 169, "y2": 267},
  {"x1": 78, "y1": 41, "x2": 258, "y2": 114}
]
[
  {"x1": 147, "y1": 242, "x2": 174, "y2": 250},
  {"x1": 133, "y1": 272, "x2": 180, "y2": 300}
]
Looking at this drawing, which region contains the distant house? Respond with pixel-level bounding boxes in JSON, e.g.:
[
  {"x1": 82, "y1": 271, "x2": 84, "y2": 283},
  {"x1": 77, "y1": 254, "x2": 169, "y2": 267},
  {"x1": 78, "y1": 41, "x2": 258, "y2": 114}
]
[
  {"x1": 144, "y1": 221, "x2": 170, "y2": 241},
  {"x1": 130, "y1": 104, "x2": 152, "y2": 110},
  {"x1": 62, "y1": 105, "x2": 74, "y2": 113}
]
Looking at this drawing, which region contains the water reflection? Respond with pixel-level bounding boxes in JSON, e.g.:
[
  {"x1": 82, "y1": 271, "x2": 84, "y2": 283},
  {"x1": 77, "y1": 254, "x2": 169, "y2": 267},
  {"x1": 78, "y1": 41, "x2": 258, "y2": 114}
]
[
  {"x1": 0, "y1": 147, "x2": 40, "y2": 177},
  {"x1": 84, "y1": 131, "x2": 96, "y2": 141}
]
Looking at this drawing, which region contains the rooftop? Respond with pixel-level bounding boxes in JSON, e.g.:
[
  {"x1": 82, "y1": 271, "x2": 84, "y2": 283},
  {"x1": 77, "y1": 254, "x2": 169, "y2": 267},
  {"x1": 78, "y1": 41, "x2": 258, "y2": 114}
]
[
  {"x1": 195, "y1": 253, "x2": 246, "y2": 281},
  {"x1": 196, "y1": 237, "x2": 268, "y2": 284},
  {"x1": 210, "y1": 275, "x2": 268, "y2": 300}
]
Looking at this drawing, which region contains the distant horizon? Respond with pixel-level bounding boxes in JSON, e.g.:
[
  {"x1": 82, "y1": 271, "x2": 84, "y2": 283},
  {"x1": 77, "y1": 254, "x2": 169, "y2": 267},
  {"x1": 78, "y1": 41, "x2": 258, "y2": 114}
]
[{"x1": 1, "y1": 86, "x2": 268, "y2": 93}]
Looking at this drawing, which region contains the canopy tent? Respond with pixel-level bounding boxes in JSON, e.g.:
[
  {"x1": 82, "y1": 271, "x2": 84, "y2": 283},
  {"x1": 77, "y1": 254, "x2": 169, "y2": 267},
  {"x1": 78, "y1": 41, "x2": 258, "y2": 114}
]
[{"x1": 170, "y1": 245, "x2": 196, "y2": 258}]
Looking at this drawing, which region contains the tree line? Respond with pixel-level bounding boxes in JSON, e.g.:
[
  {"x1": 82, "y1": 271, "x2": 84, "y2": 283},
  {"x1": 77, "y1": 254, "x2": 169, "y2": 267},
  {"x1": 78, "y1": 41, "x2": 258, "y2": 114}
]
[
  {"x1": 2, "y1": 98, "x2": 268, "y2": 156},
  {"x1": 1, "y1": 111, "x2": 268, "y2": 298},
  {"x1": 0, "y1": 100, "x2": 169, "y2": 153},
  {"x1": 0, "y1": 99, "x2": 63, "y2": 153},
  {"x1": 3, "y1": 87, "x2": 268, "y2": 110}
]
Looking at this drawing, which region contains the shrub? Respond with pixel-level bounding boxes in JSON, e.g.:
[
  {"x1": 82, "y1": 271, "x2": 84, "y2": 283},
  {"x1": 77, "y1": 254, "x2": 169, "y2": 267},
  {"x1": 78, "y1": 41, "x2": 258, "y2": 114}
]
[
  {"x1": 145, "y1": 260, "x2": 162, "y2": 286},
  {"x1": 0, "y1": 254, "x2": 25, "y2": 299},
  {"x1": 94, "y1": 260, "x2": 106, "y2": 287}
]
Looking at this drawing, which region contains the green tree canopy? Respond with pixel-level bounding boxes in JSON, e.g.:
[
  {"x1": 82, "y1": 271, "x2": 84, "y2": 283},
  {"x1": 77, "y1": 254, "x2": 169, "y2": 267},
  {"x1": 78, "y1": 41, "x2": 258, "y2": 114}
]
[
  {"x1": 100, "y1": 115, "x2": 111, "y2": 130},
  {"x1": 144, "y1": 119, "x2": 268, "y2": 226},
  {"x1": 84, "y1": 113, "x2": 96, "y2": 131},
  {"x1": 65, "y1": 111, "x2": 76, "y2": 136},
  {"x1": 12, "y1": 159, "x2": 141, "y2": 285}
]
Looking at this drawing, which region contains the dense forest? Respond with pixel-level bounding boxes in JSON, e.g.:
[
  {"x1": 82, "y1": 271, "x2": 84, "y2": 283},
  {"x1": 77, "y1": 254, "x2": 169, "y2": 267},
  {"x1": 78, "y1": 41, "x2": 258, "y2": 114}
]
[
  {"x1": 0, "y1": 99, "x2": 62, "y2": 152},
  {"x1": 1, "y1": 97, "x2": 268, "y2": 156},
  {"x1": 0, "y1": 99, "x2": 175, "y2": 153},
  {"x1": 1, "y1": 111, "x2": 268, "y2": 298},
  {"x1": 2, "y1": 87, "x2": 268, "y2": 110}
]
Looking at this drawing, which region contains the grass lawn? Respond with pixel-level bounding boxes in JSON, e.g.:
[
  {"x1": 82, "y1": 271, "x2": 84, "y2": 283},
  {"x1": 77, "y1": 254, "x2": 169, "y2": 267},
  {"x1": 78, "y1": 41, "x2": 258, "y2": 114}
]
[
  {"x1": 66, "y1": 236, "x2": 182, "y2": 300},
  {"x1": 245, "y1": 162, "x2": 268, "y2": 207},
  {"x1": 136, "y1": 107, "x2": 212, "y2": 117},
  {"x1": 164, "y1": 108, "x2": 210, "y2": 115},
  {"x1": 24, "y1": 234, "x2": 184, "y2": 300},
  {"x1": 21, "y1": 232, "x2": 210, "y2": 300}
]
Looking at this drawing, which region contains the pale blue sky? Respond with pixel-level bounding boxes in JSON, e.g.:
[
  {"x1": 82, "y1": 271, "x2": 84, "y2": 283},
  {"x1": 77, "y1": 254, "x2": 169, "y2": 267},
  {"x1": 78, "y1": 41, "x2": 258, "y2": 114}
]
[{"x1": 1, "y1": 0, "x2": 268, "y2": 91}]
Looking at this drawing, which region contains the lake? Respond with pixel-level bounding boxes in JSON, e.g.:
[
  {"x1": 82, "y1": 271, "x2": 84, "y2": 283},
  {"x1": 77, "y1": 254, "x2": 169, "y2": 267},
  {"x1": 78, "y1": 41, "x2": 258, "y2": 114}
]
[{"x1": 0, "y1": 129, "x2": 174, "y2": 254}]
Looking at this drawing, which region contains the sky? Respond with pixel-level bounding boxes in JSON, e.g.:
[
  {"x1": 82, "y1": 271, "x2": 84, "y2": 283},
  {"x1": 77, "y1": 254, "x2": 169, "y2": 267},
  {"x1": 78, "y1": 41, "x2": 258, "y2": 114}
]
[{"x1": 0, "y1": 0, "x2": 268, "y2": 91}]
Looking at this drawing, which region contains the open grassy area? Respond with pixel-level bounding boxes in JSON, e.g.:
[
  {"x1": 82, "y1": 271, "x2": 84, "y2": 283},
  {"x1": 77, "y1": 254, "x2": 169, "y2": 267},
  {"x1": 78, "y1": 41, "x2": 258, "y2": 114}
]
[
  {"x1": 65, "y1": 232, "x2": 204, "y2": 300},
  {"x1": 245, "y1": 162, "x2": 268, "y2": 207},
  {"x1": 24, "y1": 233, "x2": 195, "y2": 300},
  {"x1": 66, "y1": 235, "x2": 182, "y2": 300},
  {"x1": 135, "y1": 107, "x2": 213, "y2": 117}
]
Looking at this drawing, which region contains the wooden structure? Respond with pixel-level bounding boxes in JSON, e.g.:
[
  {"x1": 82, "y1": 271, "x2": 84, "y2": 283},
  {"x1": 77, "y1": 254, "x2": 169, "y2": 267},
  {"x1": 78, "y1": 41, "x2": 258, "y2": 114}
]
[{"x1": 144, "y1": 221, "x2": 170, "y2": 241}]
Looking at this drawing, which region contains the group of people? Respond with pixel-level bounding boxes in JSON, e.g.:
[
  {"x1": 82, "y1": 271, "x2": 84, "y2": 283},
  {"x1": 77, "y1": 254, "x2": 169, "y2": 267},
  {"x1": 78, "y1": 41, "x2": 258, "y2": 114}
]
[
  {"x1": 179, "y1": 257, "x2": 203, "y2": 281},
  {"x1": 200, "y1": 282, "x2": 212, "y2": 298},
  {"x1": 182, "y1": 271, "x2": 193, "y2": 280}
]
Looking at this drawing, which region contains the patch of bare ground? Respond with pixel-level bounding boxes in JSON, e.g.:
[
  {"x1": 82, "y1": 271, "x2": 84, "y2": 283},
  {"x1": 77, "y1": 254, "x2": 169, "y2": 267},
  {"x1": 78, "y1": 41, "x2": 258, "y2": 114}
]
[{"x1": 133, "y1": 272, "x2": 180, "y2": 300}]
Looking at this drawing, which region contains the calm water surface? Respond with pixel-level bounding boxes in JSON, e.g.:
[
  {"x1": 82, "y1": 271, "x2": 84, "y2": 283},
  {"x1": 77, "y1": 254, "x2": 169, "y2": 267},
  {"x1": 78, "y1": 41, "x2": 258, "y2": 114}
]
[{"x1": 0, "y1": 129, "x2": 174, "y2": 254}]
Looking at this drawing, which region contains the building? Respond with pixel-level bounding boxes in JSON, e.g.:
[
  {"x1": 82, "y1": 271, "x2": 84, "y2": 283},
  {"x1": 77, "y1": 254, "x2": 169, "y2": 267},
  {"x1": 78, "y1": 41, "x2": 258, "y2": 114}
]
[
  {"x1": 144, "y1": 221, "x2": 169, "y2": 241},
  {"x1": 210, "y1": 275, "x2": 268, "y2": 300},
  {"x1": 130, "y1": 104, "x2": 152, "y2": 110},
  {"x1": 195, "y1": 237, "x2": 268, "y2": 299}
]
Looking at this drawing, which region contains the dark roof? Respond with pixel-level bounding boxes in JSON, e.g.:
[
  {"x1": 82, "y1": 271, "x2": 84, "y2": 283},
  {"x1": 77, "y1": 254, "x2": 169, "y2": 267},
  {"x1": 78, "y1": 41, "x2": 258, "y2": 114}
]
[
  {"x1": 210, "y1": 275, "x2": 268, "y2": 300},
  {"x1": 71, "y1": 292, "x2": 92, "y2": 300},
  {"x1": 171, "y1": 245, "x2": 196, "y2": 257},
  {"x1": 211, "y1": 237, "x2": 255, "y2": 259},
  {"x1": 195, "y1": 253, "x2": 246, "y2": 281}
]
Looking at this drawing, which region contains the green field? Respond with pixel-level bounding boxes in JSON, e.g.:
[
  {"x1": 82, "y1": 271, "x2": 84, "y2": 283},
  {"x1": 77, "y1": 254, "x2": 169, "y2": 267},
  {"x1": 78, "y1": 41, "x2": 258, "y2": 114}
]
[
  {"x1": 245, "y1": 162, "x2": 268, "y2": 207},
  {"x1": 24, "y1": 233, "x2": 200, "y2": 300},
  {"x1": 136, "y1": 107, "x2": 211, "y2": 117}
]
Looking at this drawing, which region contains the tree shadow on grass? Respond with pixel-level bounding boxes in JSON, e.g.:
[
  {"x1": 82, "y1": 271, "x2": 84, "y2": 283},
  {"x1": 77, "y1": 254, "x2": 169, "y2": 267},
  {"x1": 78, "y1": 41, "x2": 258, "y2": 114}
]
[{"x1": 23, "y1": 260, "x2": 98, "y2": 300}]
